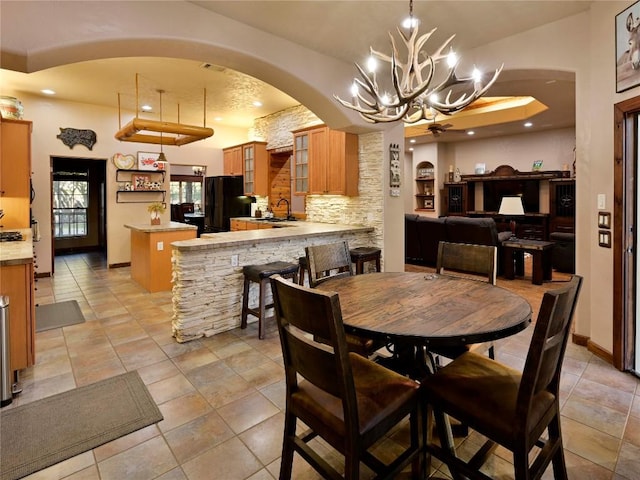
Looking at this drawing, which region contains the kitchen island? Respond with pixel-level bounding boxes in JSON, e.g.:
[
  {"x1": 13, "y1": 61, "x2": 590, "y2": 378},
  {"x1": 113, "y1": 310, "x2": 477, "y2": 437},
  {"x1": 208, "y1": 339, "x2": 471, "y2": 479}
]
[
  {"x1": 171, "y1": 220, "x2": 376, "y2": 342},
  {"x1": 125, "y1": 222, "x2": 197, "y2": 293}
]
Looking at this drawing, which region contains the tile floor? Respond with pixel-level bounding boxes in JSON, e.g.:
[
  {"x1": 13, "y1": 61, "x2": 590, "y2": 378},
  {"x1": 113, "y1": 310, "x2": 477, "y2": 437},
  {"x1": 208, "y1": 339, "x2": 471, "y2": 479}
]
[{"x1": 6, "y1": 252, "x2": 640, "y2": 479}]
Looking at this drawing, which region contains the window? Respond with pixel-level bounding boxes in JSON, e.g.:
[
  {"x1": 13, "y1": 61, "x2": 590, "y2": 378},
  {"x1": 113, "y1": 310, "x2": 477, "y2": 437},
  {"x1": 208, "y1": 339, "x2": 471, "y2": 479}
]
[
  {"x1": 53, "y1": 173, "x2": 88, "y2": 238},
  {"x1": 169, "y1": 175, "x2": 204, "y2": 209}
]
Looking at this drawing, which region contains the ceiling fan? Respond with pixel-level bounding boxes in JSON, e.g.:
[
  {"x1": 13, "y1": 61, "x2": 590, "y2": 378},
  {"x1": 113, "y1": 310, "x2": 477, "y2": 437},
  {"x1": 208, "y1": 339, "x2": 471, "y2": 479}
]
[{"x1": 425, "y1": 122, "x2": 467, "y2": 137}]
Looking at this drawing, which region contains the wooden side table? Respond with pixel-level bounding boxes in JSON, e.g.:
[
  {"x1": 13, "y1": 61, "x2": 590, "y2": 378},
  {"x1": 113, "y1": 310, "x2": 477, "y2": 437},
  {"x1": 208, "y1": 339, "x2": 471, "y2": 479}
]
[{"x1": 502, "y1": 239, "x2": 554, "y2": 285}]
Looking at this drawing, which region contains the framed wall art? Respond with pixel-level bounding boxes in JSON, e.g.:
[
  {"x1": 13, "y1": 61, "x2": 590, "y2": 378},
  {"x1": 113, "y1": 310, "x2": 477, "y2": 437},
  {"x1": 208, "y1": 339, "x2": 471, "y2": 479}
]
[
  {"x1": 137, "y1": 151, "x2": 167, "y2": 171},
  {"x1": 616, "y1": 1, "x2": 640, "y2": 92}
]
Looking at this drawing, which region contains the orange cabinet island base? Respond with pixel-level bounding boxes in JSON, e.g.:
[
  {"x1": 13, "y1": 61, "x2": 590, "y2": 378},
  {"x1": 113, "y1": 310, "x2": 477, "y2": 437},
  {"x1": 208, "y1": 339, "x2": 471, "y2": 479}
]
[{"x1": 125, "y1": 222, "x2": 197, "y2": 293}]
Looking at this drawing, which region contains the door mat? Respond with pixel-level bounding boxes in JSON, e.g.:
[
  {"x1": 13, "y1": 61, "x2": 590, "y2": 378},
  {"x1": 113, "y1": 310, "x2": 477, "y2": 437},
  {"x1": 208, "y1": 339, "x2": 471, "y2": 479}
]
[
  {"x1": 0, "y1": 371, "x2": 163, "y2": 480},
  {"x1": 35, "y1": 300, "x2": 86, "y2": 332}
]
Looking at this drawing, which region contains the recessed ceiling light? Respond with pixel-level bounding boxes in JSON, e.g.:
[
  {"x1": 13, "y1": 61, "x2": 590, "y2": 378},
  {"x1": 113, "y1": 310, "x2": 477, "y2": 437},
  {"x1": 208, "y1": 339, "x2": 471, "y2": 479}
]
[
  {"x1": 408, "y1": 147, "x2": 414, "y2": 151},
  {"x1": 252, "y1": 101, "x2": 263, "y2": 107},
  {"x1": 409, "y1": 139, "x2": 416, "y2": 143},
  {"x1": 141, "y1": 105, "x2": 153, "y2": 111},
  {"x1": 524, "y1": 122, "x2": 533, "y2": 127},
  {"x1": 467, "y1": 131, "x2": 475, "y2": 135},
  {"x1": 41, "y1": 89, "x2": 56, "y2": 95},
  {"x1": 214, "y1": 116, "x2": 223, "y2": 122}
]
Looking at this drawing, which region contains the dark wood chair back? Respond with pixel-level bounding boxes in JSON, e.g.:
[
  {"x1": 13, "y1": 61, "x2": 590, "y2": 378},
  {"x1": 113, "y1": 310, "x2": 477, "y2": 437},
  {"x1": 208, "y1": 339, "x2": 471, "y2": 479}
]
[
  {"x1": 270, "y1": 274, "x2": 424, "y2": 479},
  {"x1": 436, "y1": 241, "x2": 497, "y2": 285},
  {"x1": 271, "y1": 274, "x2": 356, "y2": 415},
  {"x1": 180, "y1": 202, "x2": 195, "y2": 214},
  {"x1": 305, "y1": 240, "x2": 353, "y2": 287},
  {"x1": 424, "y1": 275, "x2": 583, "y2": 480},
  {"x1": 517, "y1": 274, "x2": 583, "y2": 419}
]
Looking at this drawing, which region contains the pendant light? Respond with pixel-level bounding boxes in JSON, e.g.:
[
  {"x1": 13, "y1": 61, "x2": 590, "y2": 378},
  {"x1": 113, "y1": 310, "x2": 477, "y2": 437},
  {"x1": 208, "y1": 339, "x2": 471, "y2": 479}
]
[{"x1": 157, "y1": 89, "x2": 167, "y2": 163}]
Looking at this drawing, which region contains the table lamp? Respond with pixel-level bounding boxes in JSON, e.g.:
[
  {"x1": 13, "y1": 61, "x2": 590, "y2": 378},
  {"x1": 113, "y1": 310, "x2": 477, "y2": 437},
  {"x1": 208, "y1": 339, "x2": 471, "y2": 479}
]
[{"x1": 498, "y1": 196, "x2": 525, "y2": 239}]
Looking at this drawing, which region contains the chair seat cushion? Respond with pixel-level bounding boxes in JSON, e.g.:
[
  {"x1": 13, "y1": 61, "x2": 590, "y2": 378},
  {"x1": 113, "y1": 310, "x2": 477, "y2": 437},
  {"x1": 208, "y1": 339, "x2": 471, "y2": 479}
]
[
  {"x1": 290, "y1": 352, "x2": 420, "y2": 449},
  {"x1": 243, "y1": 261, "x2": 299, "y2": 281},
  {"x1": 422, "y1": 352, "x2": 555, "y2": 448}
]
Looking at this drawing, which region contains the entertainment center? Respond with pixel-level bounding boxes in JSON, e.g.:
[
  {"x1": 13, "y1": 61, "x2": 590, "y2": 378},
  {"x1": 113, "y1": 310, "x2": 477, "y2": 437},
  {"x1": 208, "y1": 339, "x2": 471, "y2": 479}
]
[{"x1": 442, "y1": 165, "x2": 575, "y2": 241}]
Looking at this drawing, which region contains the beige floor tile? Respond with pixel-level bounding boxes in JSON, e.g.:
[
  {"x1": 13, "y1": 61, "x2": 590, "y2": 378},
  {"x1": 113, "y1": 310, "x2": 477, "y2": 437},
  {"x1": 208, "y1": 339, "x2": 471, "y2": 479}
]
[
  {"x1": 164, "y1": 410, "x2": 235, "y2": 463},
  {"x1": 561, "y1": 416, "x2": 621, "y2": 471},
  {"x1": 147, "y1": 372, "x2": 196, "y2": 404},
  {"x1": 157, "y1": 391, "x2": 213, "y2": 433},
  {"x1": 217, "y1": 391, "x2": 280, "y2": 434},
  {"x1": 181, "y1": 437, "x2": 263, "y2": 480},
  {"x1": 97, "y1": 435, "x2": 177, "y2": 480},
  {"x1": 238, "y1": 412, "x2": 286, "y2": 465}
]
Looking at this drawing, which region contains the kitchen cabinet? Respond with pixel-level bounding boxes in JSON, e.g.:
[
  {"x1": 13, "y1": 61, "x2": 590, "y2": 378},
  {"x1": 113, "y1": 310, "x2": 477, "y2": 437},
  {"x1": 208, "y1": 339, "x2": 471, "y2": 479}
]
[
  {"x1": 230, "y1": 218, "x2": 274, "y2": 231},
  {"x1": 293, "y1": 125, "x2": 358, "y2": 196},
  {"x1": 224, "y1": 142, "x2": 268, "y2": 196},
  {"x1": 243, "y1": 142, "x2": 268, "y2": 196},
  {"x1": 3, "y1": 262, "x2": 35, "y2": 371},
  {"x1": 0, "y1": 118, "x2": 32, "y2": 229},
  {"x1": 223, "y1": 146, "x2": 243, "y2": 176},
  {"x1": 230, "y1": 219, "x2": 247, "y2": 231}
]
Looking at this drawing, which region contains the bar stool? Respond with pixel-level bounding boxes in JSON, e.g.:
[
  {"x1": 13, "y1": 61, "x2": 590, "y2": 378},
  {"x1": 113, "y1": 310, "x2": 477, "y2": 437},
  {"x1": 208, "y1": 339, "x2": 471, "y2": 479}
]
[
  {"x1": 241, "y1": 261, "x2": 299, "y2": 339},
  {"x1": 297, "y1": 256, "x2": 309, "y2": 286},
  {"x1": 349, "y1": 247, "x2": 381, "y2": 274}
]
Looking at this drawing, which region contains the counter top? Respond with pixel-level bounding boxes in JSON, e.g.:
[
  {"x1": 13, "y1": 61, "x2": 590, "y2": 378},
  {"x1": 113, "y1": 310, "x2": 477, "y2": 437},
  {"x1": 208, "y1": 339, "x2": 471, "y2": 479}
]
[
  {"x1": 124, "y1": 221, "x2": 198, "y2": 233},
  {"x1": 173, "y1": 221, "x2": 373, "y2": 251},
  {"x1": 0, "y1": 229, "x2": 34, "y2": 265}
]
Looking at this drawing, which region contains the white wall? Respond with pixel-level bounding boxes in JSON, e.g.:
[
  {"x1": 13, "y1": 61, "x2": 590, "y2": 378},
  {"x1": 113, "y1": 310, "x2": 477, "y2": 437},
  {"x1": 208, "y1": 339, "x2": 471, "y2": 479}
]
[{"x1": 11, "y1": 91, "x2": 249, "y2": 272}]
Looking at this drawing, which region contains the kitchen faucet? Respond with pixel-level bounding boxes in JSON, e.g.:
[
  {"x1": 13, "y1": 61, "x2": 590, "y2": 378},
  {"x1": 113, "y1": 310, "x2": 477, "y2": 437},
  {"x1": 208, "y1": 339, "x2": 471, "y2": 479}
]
[{"x1": 276, "y1": 197, "x2": 292, "y2": 220}]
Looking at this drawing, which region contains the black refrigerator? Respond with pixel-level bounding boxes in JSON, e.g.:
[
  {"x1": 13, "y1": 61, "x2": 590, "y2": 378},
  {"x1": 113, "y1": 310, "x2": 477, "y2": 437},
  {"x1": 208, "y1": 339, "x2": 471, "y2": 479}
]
[{"x1": 204, "y1": 176, "x2": 252, "y2": 232}]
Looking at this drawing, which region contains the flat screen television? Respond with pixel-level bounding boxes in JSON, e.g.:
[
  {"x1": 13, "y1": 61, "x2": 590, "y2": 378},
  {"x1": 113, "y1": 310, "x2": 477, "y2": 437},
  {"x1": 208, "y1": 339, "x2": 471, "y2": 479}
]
[{"x1": 483, "y1": 180, "x2": 540, "y2": 213}]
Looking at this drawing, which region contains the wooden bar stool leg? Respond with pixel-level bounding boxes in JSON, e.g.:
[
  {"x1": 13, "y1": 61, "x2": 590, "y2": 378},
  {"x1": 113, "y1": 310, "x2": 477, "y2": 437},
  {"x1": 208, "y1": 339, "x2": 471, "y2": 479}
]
[
  {"x1": 241, "y1": 276, "x2": 250, "y2": 329},
  {"x1": 375, "y1": 256, "x2": 381, "y2": 272},
  {"x1": 258, "y1": 277, "x2": 269, "y2": 339}
]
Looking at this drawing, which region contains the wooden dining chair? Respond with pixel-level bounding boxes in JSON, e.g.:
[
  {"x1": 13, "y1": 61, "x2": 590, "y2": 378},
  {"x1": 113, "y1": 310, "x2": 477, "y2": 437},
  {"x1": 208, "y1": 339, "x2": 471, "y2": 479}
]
[
  {"x1": 432, "y1": 241, "x2": 498, "y2": 362},
  {"x1": 269, "y1": 274, "x2": 424, "y2": 480},
  {"x1": 305, "y1": 241, "x2": 383, "y2": 357},
  {"x1": 436, "y1": 241, "x2": 497, "y2": 285},
  {"x1": 423, "y1": 275, "x2": 582, "y2": 480},
  {"x1": 305, "y1": 240, "x2": 354, "y2": 287}
]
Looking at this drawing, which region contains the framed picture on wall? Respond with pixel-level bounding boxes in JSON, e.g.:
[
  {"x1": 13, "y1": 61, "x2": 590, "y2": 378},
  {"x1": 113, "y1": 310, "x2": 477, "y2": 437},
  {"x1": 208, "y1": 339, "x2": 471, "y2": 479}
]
[{"x1": 616, "y1": 1, "x2": 640, "y2": 92}]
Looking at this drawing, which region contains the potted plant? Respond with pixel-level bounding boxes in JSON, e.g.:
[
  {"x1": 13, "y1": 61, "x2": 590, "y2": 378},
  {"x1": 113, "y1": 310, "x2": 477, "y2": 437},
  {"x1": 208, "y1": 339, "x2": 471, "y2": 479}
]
[{"x1": 147, "y1": 202, "x2": 166, "y2": 225}]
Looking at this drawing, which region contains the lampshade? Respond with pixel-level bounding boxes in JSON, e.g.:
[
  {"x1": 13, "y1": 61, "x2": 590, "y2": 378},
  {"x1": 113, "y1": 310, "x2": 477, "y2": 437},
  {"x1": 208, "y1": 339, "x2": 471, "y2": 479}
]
[{"x1": 498, "y1": 196, "x2": 525, "y2": 215}]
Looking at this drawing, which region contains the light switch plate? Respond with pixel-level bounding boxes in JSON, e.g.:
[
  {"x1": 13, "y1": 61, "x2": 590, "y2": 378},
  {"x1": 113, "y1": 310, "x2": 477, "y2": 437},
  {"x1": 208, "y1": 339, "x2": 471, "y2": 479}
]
[{"x1": 597, "y1": 194, "x2": 606, "y2": 210}]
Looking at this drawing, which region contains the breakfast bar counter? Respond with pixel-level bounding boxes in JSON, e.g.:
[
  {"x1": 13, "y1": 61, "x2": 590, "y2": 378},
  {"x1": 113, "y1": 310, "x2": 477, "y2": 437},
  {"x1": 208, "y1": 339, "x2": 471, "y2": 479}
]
[{"x1": 170, "y1": 221, "x2": 376, "y2": 342}]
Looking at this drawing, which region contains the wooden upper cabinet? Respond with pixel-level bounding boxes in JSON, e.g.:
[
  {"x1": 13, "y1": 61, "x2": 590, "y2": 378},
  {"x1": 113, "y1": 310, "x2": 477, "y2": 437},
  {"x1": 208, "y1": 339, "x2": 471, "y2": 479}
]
[
  {"x1": 243, "y1": 142, "x2": 268, "y2": 196},
  {"x1": 222, "y1": 146, "x2": 242, "y2": 176},
  {"x1": 223, "y1": 141, "x2": 268, "y2": 196},
  {"x1": 0, "y1": 118, "x2": 32, "y2": 228},
  {"x1": 293, "y1": 125, "x2": 358, "y2": 196}
]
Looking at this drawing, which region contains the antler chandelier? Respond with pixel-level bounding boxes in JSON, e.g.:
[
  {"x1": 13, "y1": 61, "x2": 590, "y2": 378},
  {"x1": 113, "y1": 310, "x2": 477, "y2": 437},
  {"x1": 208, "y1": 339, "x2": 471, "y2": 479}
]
[{"x1": 334, "y1": 0, "x2": 503, "y2": 124}]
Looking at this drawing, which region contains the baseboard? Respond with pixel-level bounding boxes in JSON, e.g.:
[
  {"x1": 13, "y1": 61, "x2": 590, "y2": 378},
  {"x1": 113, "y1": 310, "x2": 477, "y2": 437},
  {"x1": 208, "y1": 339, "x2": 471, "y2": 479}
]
[
  {"x1": 572, "y1": 333, "x2": 613, "y2": 364},
  {"x1": 587, "y1": 340, "x2": 614, "y2": 364},
  {"x1": 35, "y1": 272, "x2": 51, "y2": 278},
  {"x1": 108, "y1": 262, "x2": 131, "y2": 269},
  {"x1": 572, "y1": 332, "x2": 588, "y2": 346}
]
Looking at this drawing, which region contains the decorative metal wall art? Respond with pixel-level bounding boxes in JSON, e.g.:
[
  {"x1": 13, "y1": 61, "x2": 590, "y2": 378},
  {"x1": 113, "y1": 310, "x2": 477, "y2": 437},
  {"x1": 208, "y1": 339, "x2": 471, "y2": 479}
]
[{"x1": 56, "y1": 128, "x2": 97, "y2": 150}]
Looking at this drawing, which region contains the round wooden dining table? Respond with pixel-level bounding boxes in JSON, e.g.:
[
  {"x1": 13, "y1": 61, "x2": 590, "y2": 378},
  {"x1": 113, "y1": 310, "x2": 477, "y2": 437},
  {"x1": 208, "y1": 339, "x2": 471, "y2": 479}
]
[{"x1": 317, "y1": 272, "x2": 532, "y2": 350}]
